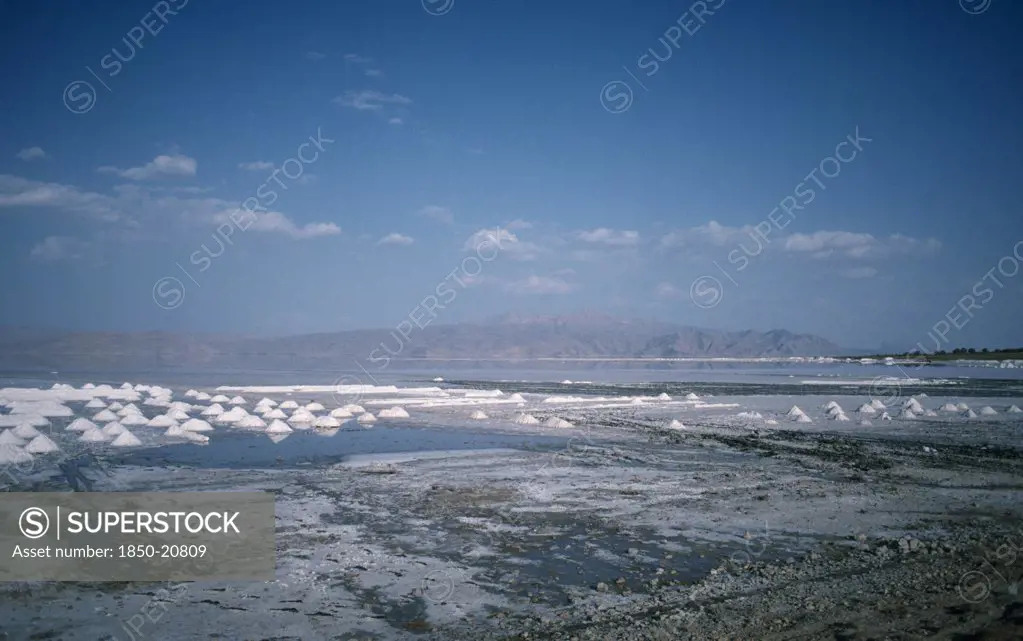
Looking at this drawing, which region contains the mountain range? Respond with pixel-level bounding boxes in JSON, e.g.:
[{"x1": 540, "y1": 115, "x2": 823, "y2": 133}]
[{"x1": 0, "y1": 314, "x2": 847, "y2": 370}]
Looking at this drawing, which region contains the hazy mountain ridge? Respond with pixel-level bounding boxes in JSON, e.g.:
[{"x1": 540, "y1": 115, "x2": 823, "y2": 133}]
[{"x1": 0, "y1": 316, "x2": 844, "y2": 369}]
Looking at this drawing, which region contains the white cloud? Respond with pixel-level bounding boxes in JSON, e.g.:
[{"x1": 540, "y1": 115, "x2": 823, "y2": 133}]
[
  {"x1": 506, "y1": 275, "x2": 576, "y2": 295},
  {"x1": 417, "y1": 205, "x2": 453, "y2": 224},
  {"x1": 239, "y1": 161, "x2": 274, "y2": 172},
  {"x1": 660, "y1": 220, "x2": 753, "y2": 248},
  {"x1": 98, "y1": 154, "x2": 197, "y2": 180},
  {"x1": 578, "y1": 228, "x2": 640, "y2": 246},
  {"x1": 464, "y1": 227, "x2": 541, "y2": 261},
  {"x1": 334, "y1": 90, "x2": 412, "y2": 111},
  {"x1": 388, "y1": 117, "x2": 403, "y2": 126},
  {"x1": 505, "y1": 219, "x2": 532, "y2": 230},
  {"x1": 16, "y1": 147, "x2": 47, "y2": 161},
  {"x1": 840, "y1": 266, "x2": 878, "y2": 279},
  {"x1": 30, "y1": 236, "x2": 86, "y2": 261},
  {"x1": 1, "y1": 174, "x2": 338, "y2": 241},
  {"x1": 306, "y1": 51, "x2": 326, "y2": 61},
  {"x1": 784, "y1": 231, "x2": 942, "y2": 259},
  {"x1": 655, "y1": 282, "x2": 683, "y2": 298},
  {"x1": 344, "y1": 53, "x2": 373, "y2": 64},
  {"x1": 378, "y1": 232, "x2": 414, "y2": 246}
]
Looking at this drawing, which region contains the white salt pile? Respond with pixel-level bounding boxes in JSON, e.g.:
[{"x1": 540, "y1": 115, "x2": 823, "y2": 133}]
[
  {"x1": 0, "y1": 430, "x2": 25, "y2": 446},
  {"x1": 181, "y1": 418, "x2": 214, "y2": 432},
  {"x1": 4, "y1": 414, "x2": 49, "y2": 428},
  {"x1": 833, "y1": 412, "x2": 851, "y2": 422},
  {"x1": 264, "y1": 408, "x2": 288, "y2": 420},
  {"x1": 210, "y1": 394, "x2": 230, "y2": 403},
  {"x1": 215, "y1": 407, "x2": 249, "y2": 425},
  {"x1": 880, "y1": 412, "x2": 892, "y2": 421},
  {"x1": 667, "y1": 419, "x2": 685, "y2": 430},
  {"x1": 904, "y1": 398, "x2": 924, "y2": 413},
  {"x1": 314, "y1": 416, "x2": 341, "y2": 428},
  {"x1": 68, "y1": 417, "x2": 99, "y2": 432},
  {"x1": 85, "y1": 398, "x2": 106, "y2": 409},
  {"x1": 25, "y1": 434, "x2": 59, "y2": 454},
  {"x1": 268, "y1": 433, "x2": 289, "y2": 443},
  {"x1": 433, "y1": 377, "x2": 444, "y2": 382},
  {"x1": 235, "y1": 415, "x2": 267, "y2": 429},
  {"x1": 288, "y1": 410, "x2": 316, "y2": 425},
  {"x1": 1008, "y1": 405, "x2": 1022, "y2": 413},
  {"x1": 737, "y1": 411, "x2": 764, "y2": 421},
  {"x1": 923, "y1": 409, "x2": 938, "y2": 417},
  {"x1": 0, "y1": 444, "x2": 33, "y2": 465},
  {"x1": 786, "y1": 406, "x2": 806, "y2": 419},
  {"x1": 266, "y1": 419, "x2": 293, "y2": 434},
  {"x1": 12, "y1": 423, "x2": 41, "y2": 440},
  {"x1": 940, "y1": 403, "x2": 959, "y2": 412},
  {"x1": 201, "y1": 404, "x2": 225, "y2": 417},
  {"x1": 279, "y1": 400, "x2": 299, "y2": 410},
  {"x1": 107, "y1": 402, "x2": 125, "y2": 411},
  {"x1": 80, "y1": 428, "x2": 109, "y2": 442},
  {"x1": 560, "y1": 380, "x2": 573, "y2": 384},
  {"x1": 143, "y1": 396, "x2": 170, "y2": 407},
  {"x1": 825, "y1": 405, "x2": 845, "y2": 418},
  {"x1": 166, "y1": 409, "x2": 190, "y2": 421},
  {"x1": 120, "y1": 414, "x2": 149, "y2": 427},
  {"x1": 111, "y1": 430, "x2": 142, "y2": 448},
  {"x1": 469, "y1": 410, "x2": 489, "y2": 420},
  {"x1": 859, "y1": 419, "x2": 874, "y2": 426},
  {"x1": 195, "y1": 392, "x2": 212, "y2": 401},
  {"x1": 330, "y1": 408, "x2": 353, "y2": 419},
  {"x1": 357, "y1": 413, "x2": 378, "y2": 424},
  {"x1": 964, "y1": 409, "x2": 978, "y2": 418},
  {"x1": 304, "y1": 402, "x2": 326, "y2": 412},
  {"x1": 544, "y1": 417, "x2": 573, "y2": 428},
  {"x1": 185, "y1": 389, "x2": 200, "y2": 398},
  {"x1": 980, "y1": 406, "x2": 998, "y2": 415},
  {"x1": 823, "y1": 401, "x2": 841, "y2": 411},
  {"x1": 957, "y1": 403, "x2": 970, "y2": 411},
  {"x1": 147, "y1": 415, "x2": 177, "y2": 428},
  {"x1": 794, "y1": 413, "x2": 812, "y2": 423},
  {"x1": 899, "y1": 409, "x2": 918, "y2": 420},
  {"x1": 378, "y1": 407, "x2": 410, "y2": 419},
  {"x1": 857, "y1": 403, "x2": 877, "y2": 415},
  {"x1": 514, "y1": 413, "x2": 540, "y2": 425},
  {"x1": 657, "y1": 393, "x2": 672, "y2": 401},
  {"x1": 630, "y1": 398, "x2": 645, "y2": 405},
  {"x1": 255, "y1": 398, "x2": 277, "y2": 408},
  {"x1": 102, "y1": 421, "x2": 127, "y2": 436},
  {"x1": 342, "y1": 404, "x2": 366, "y2": 414},
  {"x1": 228, "y1": 395, "x2": 247, "y2": 406},
  {"x1": 508, "y1": 393, "x2": 526, "y2": 402},
  {"x1": 82, "y1": 383, "x2": 96, "y2": 389},
  {"x1": 117, "y1": 403, "x2": 141, "y2": 416},
  {"x1": 870, "y1": 399, "x2": 886, "y2": 410},
  {"x1": 685, "y1": 393, "x2": 700, "y2": 401}
]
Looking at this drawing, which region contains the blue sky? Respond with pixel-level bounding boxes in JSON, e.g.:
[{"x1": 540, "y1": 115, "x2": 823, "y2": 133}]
[{"x1": 1, "y1": 0, "x2": 1021, "y2": 350}]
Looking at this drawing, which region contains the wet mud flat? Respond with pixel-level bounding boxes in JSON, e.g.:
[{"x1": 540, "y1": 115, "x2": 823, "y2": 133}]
[{"x1": 3, "y1": 411, "x2": 1023, "y2": 641}]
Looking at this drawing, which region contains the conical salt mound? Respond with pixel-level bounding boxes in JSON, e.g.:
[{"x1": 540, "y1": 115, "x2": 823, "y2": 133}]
[
  {"x1": 279, "y1": 400, "x2": 299, "y2": 410},
  {"x1": 0, "y1": 430, "x2": 25, "y2": 446},
  {"x1": 980, "y1": 406, "x2": 998, "y2": 415},
  {"x1": 210, "y1": 394, "x2": 230, "y2": 403},
  {"x1": 264, "y1": 408, "x2": 287, "y2": 419},
  {"x1": 833, "y1": 412, "x2": 851, "y2": 422},
  {"x1": 92, "y1": 410, "x2": 118, "y2": 423},
  {"x1": 85, "y1": 398, "x2": 106, "y2": 409},
  {"x1": 102, "y1": 421, "x2": 127, "y2": 436},
  {"x1": 147, "y1": 415, "x2": 177, "y2": 428},
  {"x1": 342, "y1": 404, "x2": 366, "y2": 414},
  {"x1": 201, "y1": 403, "x2": 225, "y2": 417},
  {"x1": 330, "y1": 408, "x2": 353, "y2": 418},
  {"x1": 964, "y1": 409, "x2": 978, "y2": 418},
  {"x1": 826, "y1": 405, "x2": 844, "y2": 418},
  {"x1": 80, "y1": 428, "x2": 109, "y2": 442},
  {"x1": 166, "y1": 425, "x2": 209, "y2": 443},
  {"x1": 255, "y1": 397, "x2": 277, "y2": 408},
  {"x1": 266, "y1": 419, "x2": 293, "y2": 434},
  {"x1": 513, "y1": 413, "x2": 540, "y2": 425},
  {"x1": 685, "y1": 393, "x2": 700, "y2": 401},
  {"x1": 167, "y1": 409, "x2": 190, "y2": 421},
  {"x1": 288, "y1": 410, "x2": 316, "y2": 425},
  {"x1": 857, "y1": 403, "x2": 877, "y2": 414},
  {"x1": 794, "y1": 413, "x2": 812, "y2": 423},
  {"x1": 469, "y1": 410, "x2": 488, "y2": 420},
  {"x1": 184, "y1": 389, "x2": 200, "y2": 398},
  {"x1": 305, "y1": 402, "x2": 326, "y2": 411},
  {"x1": 859, "y1": 419, "x2": 873, "y2": 426},
  {"x1": 657, "y1": 393, "x2": 672, "y2": 401},
  {"x1": 68, "y1": 417, "x2": 100, "y2": 432},
  {"x1": 1008, "y1": 405, "x2": 1022, "y2": 413},
  {"x1": 25, "y1": 434, "x2": 59, "y2": 454},
  {"x1": 0, "y1": 444, "x2": 33, "y2": 465},
  {"x1": 378, "y1": 407, "x2": 410, "y2": 419},
  {"x1": 314, "y1": 416, "x2": 341, "y2": 428},
  {"x1": 181, "y1": 418, "x2": 213, "y2": 432},
  {"x1": 904, "y1": 398, "x2": 924, "y2": 413},
  {"x1": 870, "y1": 399, "x2": 886, "y2": 410},
  {"x1": 941, "y1": 403, "x2": 959, "y2": 412},
  {"x1": 923, "y1": 409, "x2": 938, "y2": 417},
  {"x1": 228, "y1": 395, "x2": 247, "y2": 405},
  {"x1": 111, "y1": 430, "x2": 142, "y2": 448},
  {"x1": 195, "y1": 392, "x2": 211, "y2": 401},
  {"x1": 508, "y1": 393, "x2": 526, "y2": 402},
  {"x1": 12, "y1": 423, "x2": 42, "y2": 439},
  {"x1": 234, "y1": 415, "x2": 267, "y2": 429},
  {"x1": 120, "y1": 414, "x2": 149, "y2": 427},
  {"x1": 107, "y1": 402, "x2": 125, "y2": 411},
  {"x1": 630, "y1": 398, "x2": 645, "y2": 405},
  {"x1": 899, "y1": 408, "x2": 917, "y2": 420},
  {"x1": 357, "y1": 412, "x2": 377, "y2": 424},
  {"x1": 822, "y1": 401, "x2": 841, "y2": 411},
  {"x1": 786, "y1": 406, "x2": 806, "y2": 419},
  {"x1": 957, "y1": 403, "x2": 970, "y2": 411},
  {"x1": 544, "y1": 417, "x2": 573, "y2": 428},
  {"x1": 667, "y1": 419, "x2": 685, "y2": 430},
  {"x1": 879, "y1": 412, "x2": 892, "y2": 421}
]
